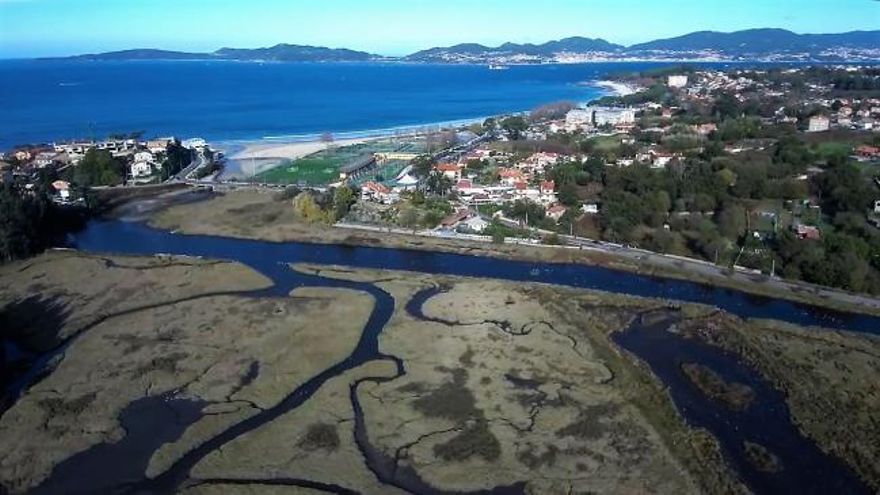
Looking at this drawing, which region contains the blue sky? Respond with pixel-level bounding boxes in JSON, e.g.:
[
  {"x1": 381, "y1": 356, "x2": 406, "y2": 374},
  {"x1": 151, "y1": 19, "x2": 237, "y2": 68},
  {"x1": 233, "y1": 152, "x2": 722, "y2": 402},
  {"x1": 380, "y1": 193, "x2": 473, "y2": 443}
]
[{"x1": 0, "y1": 0, "x2": 878, "y2": 58}]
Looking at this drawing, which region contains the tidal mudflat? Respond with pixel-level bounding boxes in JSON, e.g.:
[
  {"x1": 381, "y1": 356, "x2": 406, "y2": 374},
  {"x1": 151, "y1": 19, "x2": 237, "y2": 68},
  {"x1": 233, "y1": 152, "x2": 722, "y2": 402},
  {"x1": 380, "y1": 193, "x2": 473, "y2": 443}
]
[{"x1": 1, "y1": 254, "x2": 877, "y2": 493}]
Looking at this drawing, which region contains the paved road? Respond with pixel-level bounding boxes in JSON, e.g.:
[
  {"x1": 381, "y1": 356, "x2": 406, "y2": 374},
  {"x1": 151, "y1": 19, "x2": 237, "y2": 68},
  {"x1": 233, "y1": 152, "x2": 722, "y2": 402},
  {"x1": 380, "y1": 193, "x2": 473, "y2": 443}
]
[{"x1": 170, "y1": 152, "x2": 206, "y2": 183}]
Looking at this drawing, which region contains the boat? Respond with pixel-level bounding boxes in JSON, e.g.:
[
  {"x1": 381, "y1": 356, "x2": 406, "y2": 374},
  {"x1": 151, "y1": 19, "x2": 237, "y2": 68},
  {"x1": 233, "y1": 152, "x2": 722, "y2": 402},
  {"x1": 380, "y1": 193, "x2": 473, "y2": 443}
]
[{"x1": 488, "y1": 64, "x2": 510, "y2": 71}]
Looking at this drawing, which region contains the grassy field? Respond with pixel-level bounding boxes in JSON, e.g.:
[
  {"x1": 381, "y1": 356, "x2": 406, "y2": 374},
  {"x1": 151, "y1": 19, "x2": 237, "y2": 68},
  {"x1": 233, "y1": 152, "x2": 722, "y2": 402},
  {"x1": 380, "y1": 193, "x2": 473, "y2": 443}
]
[
  {"x1": 350, "y1": 160, "x2": 409, "y2": 186},
  {"x1": 590, "y1": 135, "x2": 624, "y2": 153},
  {"x1": 256, "y1": 139, "x2": 426, "y2": 186},
  {"x1": 256, "y1": 157, "x2": 346, "y2": 185},
  {"x1": 814, "y1": 141, "x2": 853, "y2": 158}
]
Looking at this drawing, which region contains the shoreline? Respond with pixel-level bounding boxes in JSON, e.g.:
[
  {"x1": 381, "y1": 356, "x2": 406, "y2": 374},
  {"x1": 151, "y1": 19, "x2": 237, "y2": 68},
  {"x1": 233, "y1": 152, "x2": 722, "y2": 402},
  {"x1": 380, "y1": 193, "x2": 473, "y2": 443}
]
[
  {"x1": 593, "y1": 80, "x2": 639, "y2": 96},
  {"x1": 219, "y1": 81, "x2": 627, "y2": 164}
]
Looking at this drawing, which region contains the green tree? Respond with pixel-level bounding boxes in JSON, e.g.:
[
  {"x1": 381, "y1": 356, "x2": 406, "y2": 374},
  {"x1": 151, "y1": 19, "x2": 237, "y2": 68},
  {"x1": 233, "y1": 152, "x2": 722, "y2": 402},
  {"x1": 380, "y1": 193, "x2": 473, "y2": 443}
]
[
  {"x1": 500, "y1": 116, "x2": 528, "y2": 140},
  {"x1": 426, "y1": 172, "x2": 453, "y2": 196},
  {"x1": 411, "y1": 155, "x2": 435, "y2": 179},
  {"x1": 398, "y1": 205, "x2": 420, "y2": 231},
  {"x1": 160, "y1": 140, "x2": 194, "y2": 181},
  {"x1": 718, "y1": 204, "x2": 747, "y2": 240},
  {"x1": 558, "y1": 184, "x2": 580, "y2": 207},
  {"x1": 818, "y1": 163, "x2": 874, "y2": 216},
  {"x1": 505, "y1": 201, "x2": 545, "y2": 225},
  {"x1": 73, "y1": 149, "x2": 124, "y2": 187},
  {"x1": 332, "y1": 186, "x2": 356, "y2": 221}
]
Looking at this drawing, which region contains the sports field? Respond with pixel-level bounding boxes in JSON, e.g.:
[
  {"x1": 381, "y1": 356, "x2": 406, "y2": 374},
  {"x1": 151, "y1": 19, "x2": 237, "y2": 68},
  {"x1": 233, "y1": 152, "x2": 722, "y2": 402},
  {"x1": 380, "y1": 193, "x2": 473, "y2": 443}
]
[
  {"x1": 256, "y1": 138, "x2": 427, "y2": 186},
  {"x1": 256, "y1": 157, "x2": 345, "y2": 185}
]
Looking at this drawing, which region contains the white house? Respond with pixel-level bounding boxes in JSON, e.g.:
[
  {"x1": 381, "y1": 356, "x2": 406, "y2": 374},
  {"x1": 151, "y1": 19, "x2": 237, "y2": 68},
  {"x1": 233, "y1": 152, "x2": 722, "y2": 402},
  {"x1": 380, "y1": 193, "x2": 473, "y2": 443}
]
[
  {"x1": 547, "y1": 205, "x2": 568, "y2": 222},
  {"x1": 565, "y1": 109, "x2": 593, "y2": 127},
  {"x1": 668, "y1": 75, "x2": 689, "y2": 88},
  {"x1": 808, "y1": 116, "x2": 831, "y2": 133},
  {"x1": 461, "y1": 215, "x2": 490, "y2": 233},
  {"x1": 539, "y1": 180, "x2": 557, "y2": 205},
  {"x1": 875, "y1": 200, "x2": 880, "y2": 214},
  {"x1": 435, "y1": 163, "x2": 463, "y2": 182},
  {"x1": 182, "y1": 138, "x2": 208, "y2": 150},
  {"x1": 146, "y1": 138, "x2": 174, "y2": 154},
  {"x1": 131, "y1": 161, "x2": 154, "y2": 178},
  {"x1": 582, "y1": 204, "x2": 600, "y2": 215},
  {"x1": 34, "y1": 152, "x2": 58, "y2": 168},
  {"x1": 52, "y1": 180, "x2": 71, "y2": 200},
  {"x1": 652, "y1": 152, "x2": 675, "y2": 169},
  {"x1": 592, "y1": 107, "x2": 636, "y2": 127},
  {"x1": 133, "y1": 151, "x2": 154, "y2": 164},
  {"x1": 361, "y1": 181, "x2": 392, "y2": 203}
]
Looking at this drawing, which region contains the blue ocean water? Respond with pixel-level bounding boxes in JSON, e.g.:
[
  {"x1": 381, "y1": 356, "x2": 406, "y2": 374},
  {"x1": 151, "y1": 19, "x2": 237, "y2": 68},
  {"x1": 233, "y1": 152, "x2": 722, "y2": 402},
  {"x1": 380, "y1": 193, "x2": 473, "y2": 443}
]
[{"x1": 0, "y1": 60, "x2": 663, "y2": 149}]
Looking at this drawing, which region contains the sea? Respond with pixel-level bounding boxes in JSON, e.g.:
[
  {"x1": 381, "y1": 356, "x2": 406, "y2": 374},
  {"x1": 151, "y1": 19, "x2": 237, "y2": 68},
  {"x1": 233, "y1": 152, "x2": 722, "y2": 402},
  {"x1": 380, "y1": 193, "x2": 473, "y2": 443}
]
[{"x1": 0, "y1": 59, "x2": 804, "y2": 150}]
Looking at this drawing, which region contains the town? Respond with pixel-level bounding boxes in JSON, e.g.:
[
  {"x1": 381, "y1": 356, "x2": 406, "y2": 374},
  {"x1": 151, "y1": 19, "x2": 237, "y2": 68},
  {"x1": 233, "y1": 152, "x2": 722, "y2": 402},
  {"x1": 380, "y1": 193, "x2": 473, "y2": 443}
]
[{"x1": 3, "y1": 65, "x2": 880, "y2": 295}]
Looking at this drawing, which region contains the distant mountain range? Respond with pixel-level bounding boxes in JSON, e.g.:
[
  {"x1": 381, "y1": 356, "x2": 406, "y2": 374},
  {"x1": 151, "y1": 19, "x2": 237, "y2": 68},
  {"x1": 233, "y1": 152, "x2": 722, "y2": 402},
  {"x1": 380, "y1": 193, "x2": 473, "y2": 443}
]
[
  {"x1": 50, "y1": 44, "x2": 378, "y2": 62},
  {"x1": 406, "y1": 29, "x2": 880, "y2": 63},
  {"x1": 45, "y1": 29, "x2": 880, "y2": 64}
]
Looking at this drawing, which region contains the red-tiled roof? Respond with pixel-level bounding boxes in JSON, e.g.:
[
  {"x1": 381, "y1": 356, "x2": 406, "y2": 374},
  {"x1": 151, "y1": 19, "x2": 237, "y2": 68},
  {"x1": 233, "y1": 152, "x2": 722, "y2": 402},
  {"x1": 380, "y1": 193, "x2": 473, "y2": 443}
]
[
  {"x1": 499, "y1": 168, "x2": 523, "y2": 178},
  {"x1": 436, "y1": 163, "x2": 462, "y2": 172},
  {"x1": 363, "y1": 181, "x2": 391, "y2": 194},
  {"x1": 441, "y1": 209, "x2": 471, "y2": 227}
]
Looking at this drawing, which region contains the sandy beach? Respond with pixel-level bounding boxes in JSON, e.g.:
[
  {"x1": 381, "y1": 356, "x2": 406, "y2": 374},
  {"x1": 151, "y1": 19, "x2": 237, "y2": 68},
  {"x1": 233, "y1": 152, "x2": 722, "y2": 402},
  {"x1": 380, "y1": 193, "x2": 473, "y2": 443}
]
[
  {"x1": 229, "y1": 137, "x2": 370, "y2": 161},
  {"x1": 595, "y1": 80, "x2": 639, "y2": 97}
]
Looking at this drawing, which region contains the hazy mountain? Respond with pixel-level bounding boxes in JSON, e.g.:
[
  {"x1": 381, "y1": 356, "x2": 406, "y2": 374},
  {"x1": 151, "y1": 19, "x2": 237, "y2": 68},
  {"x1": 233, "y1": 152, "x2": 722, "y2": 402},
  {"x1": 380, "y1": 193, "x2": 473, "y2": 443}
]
[
  {"x1": 47, "y1": 44, "x2": 379, "y2": 62},
  {"x1": 46, "y1": 29, "x2": 880, "y2": 63},
  {"x1": 406, "y1": 37, "x2": 622, "y2": 61},
  {"x1": 58, "y1": 49, "x2": 207, "y2": 61},
  {"x1": 407, "y1": 29, "x2": 879, "y2": 62},
  {"x1": 213, "y1": 44, "x2": 376, "y2": 62},
  {"x1": 629, "y1": 29, "x2": 880, "y2": 54}
]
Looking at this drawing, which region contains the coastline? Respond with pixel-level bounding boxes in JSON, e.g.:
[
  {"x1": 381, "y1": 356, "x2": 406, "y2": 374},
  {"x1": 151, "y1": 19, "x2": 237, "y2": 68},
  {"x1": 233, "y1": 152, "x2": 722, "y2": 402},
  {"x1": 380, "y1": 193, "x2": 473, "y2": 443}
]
[
  {"x1": 219, "y1": 81, "x2": 627, "y2": 164},
  {"x1": 594, "y1": 80, "x2": 639, "y2": 96}
]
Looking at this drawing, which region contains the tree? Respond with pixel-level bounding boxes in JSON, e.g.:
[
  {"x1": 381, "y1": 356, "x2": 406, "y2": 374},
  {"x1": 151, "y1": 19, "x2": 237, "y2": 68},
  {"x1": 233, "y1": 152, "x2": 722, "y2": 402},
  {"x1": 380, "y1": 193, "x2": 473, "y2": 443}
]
[
  {"x1": 530, "y1": 101, "x2": 576, "y2": 123},
  {"x1": 500, "y1": 116, "x2": 528, "y2": 140},
  {"x1": 421, "y1": 210, "x2": 443, "y2": 229},
  {"x1": 411, "y1": 155, "x2": 435, "y2": 179},
  {"x1": 645, "y1": 191, "x2": 671, "y2": 227},
  {"x1": 505, "y1": 201, "x2": 545, "y2": 225},
  {"x1": 332, "y1": 186, "x2": 356, "y2": 221},
  {"x1": 398, "y1": 205, "x2": 420, "y2": 231},
  {"x1": 426, "y1": 172, "x2": 453, "y2": 197},
  {"x1": 718, "y1": 204, "x2": 747, "y2": 240},
  {"x1": 467, "y1": 123, "x2": 485, "y2": 136},
  {"x1": 817, "y1": 162, "x2": 874, "y2": 216},
  {"x1": 292, "y1": 192, "x2": 331, "y2": 224},
  {"x1": 552, "y1": 163, "x2": 580, "y2": 186},
  {"x1": 160, "y1": 140, "x2": 194, "y2": 181},
  {"x1": 73, "y1": 149, "x2": 124, "y2": 187},
  {"x1": 0, "y1": 181, "x2": 88, "y2": 262},
  {"x1": 558, "y1": 184, "x2": 580, "y2": 207}
]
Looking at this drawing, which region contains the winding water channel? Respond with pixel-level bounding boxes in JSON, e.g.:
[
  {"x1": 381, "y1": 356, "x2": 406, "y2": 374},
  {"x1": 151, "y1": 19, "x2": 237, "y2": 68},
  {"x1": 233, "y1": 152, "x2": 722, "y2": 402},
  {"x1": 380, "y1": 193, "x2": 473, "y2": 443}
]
[{"x1": 18, "y1": 219, "x2": 880, "y2": 493}]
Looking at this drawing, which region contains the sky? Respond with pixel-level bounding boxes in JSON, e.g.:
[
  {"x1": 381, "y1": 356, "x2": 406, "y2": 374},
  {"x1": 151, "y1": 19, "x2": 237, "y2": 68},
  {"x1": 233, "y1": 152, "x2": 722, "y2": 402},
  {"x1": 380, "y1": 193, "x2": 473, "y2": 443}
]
[{"x1": 0, "y1": 0, "x2": 878, "y2": 58}]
